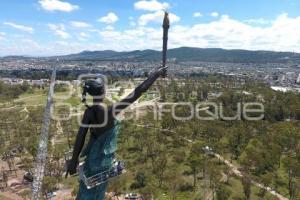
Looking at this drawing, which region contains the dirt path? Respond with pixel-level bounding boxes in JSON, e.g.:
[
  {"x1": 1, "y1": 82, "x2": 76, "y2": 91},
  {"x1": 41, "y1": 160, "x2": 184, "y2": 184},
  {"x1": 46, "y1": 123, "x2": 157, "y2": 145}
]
[
  {"x1": 0, "y1": 191, "x2": 23, "y2": 200},
  {"x1": 14, "y1": 94, "x2": 45, "y2": 103},
  {"x1": 55, "y1": 188, "x2": 73, "y2": 200},
  {"x1": 213, "y1": 153, "x2": 288, "y2": 200}
]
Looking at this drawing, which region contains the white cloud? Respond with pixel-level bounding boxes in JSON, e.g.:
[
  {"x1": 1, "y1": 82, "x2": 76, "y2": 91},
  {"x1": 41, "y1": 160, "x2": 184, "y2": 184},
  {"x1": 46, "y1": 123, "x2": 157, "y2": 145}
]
[
  {"x1": 48, "y1": 23, "x2": 70, "y2": 39},
  {"x1": 77, "y1": 32, "x2": 90, "y2": 41},
  {"x1": 134, "y1": 0, "x2": 169, "y2": 12},
  {"x1": 0, "y1": 32, "x2": 6, "y2": 40},
  {"x1": 55, "y1": 30, "x2": 70, "y2": 39},
  {"x1": 94, "y1": 13, "x2": 300, "y2": 53},
  {"x1": 99, "y1": 30, "x2": 122, "y2": 39},
  {"x1": 79, "y1": 32, "x2": 90, "y2": 38},
  {"x1": 130, "y1": 21, "x2": 137, "y2": 26},
  {"x1": 211, "y1": 12, "x2": 219, "y2": 18},
  {"x1": 3, "y1": 13, "x2": 300, "y2": 56},
  {"x1": 167, "y1": 14, "x2": 300, "y2": 52},
  {"x1": 129, "y1": 17, "x2": 136, "y2": 26},
  {"x1": 245, "y1": 18, "x2": 271, "y2": 25},
  {"x1": 21, "y1": 39, "x2": 40, "y2": 48},
  {"x1": 98, "y1": 12, "x2": 119, "y2": 24},
  {"x1": 3, "y1": 22, "x2": 34, "y2": 33},
  {"x1": 138, "y1": 11, "x2": 180, "y2": 26},
  {"x1": 70, "y1": 21, "x2": 91, "y2": 28},
  {"x1": 193, "y1": 12, "x2": 203, "y2": 18},
  {"x1": 39, "y1": 0, "x2": 79, "y2": 12},
  {"x1": 104, "y1": 25, "x2": 114, "y2": 31},
  {"x1": 97, "y1": 27, "x2": 158, "y2": 50},
  {"x1": 0, "y1": 39, "x2": 101, "y2": 56}
]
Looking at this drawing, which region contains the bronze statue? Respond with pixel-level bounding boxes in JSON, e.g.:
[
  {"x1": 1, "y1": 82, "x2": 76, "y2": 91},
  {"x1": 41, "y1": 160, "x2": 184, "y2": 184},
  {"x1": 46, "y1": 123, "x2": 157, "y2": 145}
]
[
  {"x1": 66, "y1": 12, "x2": 170, "y2": 200},
  {"x1": 66, "y1": 67, "x2": 167, "y2": 199}
]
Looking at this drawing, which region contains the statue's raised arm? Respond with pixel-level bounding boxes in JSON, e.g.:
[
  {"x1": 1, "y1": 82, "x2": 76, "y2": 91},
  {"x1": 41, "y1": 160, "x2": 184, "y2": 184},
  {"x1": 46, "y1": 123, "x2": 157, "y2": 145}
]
[
  {"x1": 110, "y1": 11, "x2": 170, "y2": 116},
  {"x1": 111, "y1": 66, "x2": 167, "y2": 116}
]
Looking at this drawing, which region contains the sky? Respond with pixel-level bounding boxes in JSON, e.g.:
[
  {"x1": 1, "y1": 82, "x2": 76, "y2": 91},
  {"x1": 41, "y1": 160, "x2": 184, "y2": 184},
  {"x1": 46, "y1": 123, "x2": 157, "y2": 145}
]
[{"x1": 0, "y1": 0, "x2": 300, "y2": 56}]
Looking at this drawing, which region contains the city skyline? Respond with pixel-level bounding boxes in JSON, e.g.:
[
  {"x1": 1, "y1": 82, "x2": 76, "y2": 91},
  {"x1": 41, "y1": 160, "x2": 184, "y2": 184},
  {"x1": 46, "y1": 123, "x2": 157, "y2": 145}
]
[{"x1": 0, "y1": 0, "x2": 300, "y2": 56}]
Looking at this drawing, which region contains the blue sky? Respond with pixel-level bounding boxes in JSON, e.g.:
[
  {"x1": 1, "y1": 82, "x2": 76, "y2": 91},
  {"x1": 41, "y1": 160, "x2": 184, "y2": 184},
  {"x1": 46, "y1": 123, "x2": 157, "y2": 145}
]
[{"x1": 0, "y1": 0, "x2": 300, "y2": 56}]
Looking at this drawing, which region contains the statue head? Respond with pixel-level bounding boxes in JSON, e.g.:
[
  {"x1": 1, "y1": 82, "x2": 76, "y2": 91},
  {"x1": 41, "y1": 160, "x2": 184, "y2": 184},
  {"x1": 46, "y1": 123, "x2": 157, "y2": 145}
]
[{"x1": 82, "y1": 78, "x2": 106, "y2": 105}]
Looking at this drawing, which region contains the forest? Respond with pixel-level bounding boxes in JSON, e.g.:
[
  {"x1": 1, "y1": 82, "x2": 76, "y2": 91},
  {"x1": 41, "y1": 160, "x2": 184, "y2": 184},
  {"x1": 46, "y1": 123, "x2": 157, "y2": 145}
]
[{"x1": 0, "y1": 75, "x2": 299, "y2": 199}]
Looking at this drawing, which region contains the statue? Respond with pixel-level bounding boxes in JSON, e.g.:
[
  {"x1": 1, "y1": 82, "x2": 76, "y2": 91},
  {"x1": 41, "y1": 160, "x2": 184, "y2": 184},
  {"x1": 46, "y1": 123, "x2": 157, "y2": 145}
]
[
  {"x1": 66, "y1": 67, "x2": 167, "y2": 199},
  {"x1": 66, "y1": 12, "x2": 170, "y2": 200}
]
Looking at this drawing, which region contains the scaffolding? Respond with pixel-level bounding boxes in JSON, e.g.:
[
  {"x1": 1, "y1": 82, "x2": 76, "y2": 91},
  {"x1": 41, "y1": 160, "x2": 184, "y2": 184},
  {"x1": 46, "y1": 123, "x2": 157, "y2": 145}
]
[
  {"x1": 79, "y1": 160, "x2": 126, "y2": 190},
  {"x1": 31, "y1": 67, "x2": 56, "y2": 200}
]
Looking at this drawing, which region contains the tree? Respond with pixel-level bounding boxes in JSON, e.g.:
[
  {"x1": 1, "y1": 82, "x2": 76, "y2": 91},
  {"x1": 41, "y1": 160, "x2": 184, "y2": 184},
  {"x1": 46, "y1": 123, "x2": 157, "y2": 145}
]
[
  {"x1": 130, "y1": 171, "x2": 146, "y2": 189},
  {"x1": 241, "y1": 176, "x2": 251, "y2": 200},
  {"x1": 107, "y1": 174, "x2": 127, "y2": 198},
  {"x1": 207, "y1": 160, "x2": 222, "y2": 198},
  {"x1": 118, "y1": 87, "x2": 125, "y2": 97},
  {"x1": 240, "y1": 139, "x2": 267, "y2": 174},
  {"x1": 152, "y1": 151, "x2": 168, "y2": 188},
  {"x1": 216, "y1": 184, "x2": 232, "y2": 200},
  {"x1": 228, "y1": 125, "x2": 248, "y2": 160},
  {"x1": 259, "y1": 172, "x2": 273, "y2": 198},
  {"x1": 140, "y1": 181, "x2": 159, "y2": 200},
  {"x1": 269, "y1": 122, "x2": 299, "y2": 152},
  {"x1": 282, "y1": 156, "x2": 300, "y2": 200},
  {"x1": 223, "y1": 165, "x2": 231, "y2": 184},
  {"x1": 165, "y1": 166, "x2": 182, "y2": 200},
  {"x1": 187, "y1": 142, "x2": 204, "y2": 191},
  {"x1": 42, "y1": 176, "x2": 57, "y2": 194}
]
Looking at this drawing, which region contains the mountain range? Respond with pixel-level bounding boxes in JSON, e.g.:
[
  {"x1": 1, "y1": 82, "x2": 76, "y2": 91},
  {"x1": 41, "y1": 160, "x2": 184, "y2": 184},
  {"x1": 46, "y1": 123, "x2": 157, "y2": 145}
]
[
  {"x1": 3, "y1": 47, "x2": 300, "y2": 64},
  {"x1": 57, "y1": 47, "x2": 300, "y2": 64}
]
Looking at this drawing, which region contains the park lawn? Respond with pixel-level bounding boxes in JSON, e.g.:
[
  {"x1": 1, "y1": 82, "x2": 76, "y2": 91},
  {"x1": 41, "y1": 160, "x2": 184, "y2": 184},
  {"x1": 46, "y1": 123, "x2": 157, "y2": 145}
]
[
  {"x1": 63, "y1": 96, "x2": 81, "y2": 106},
  {"x1": 3, "y1": 88, "x2": 77, "y2": 107},
  {"x1": 23, "y1": 95, "x2": 46, "y2": 106},
  {"x1": 16, "y1": 89, "x2": 45, "y2": 98},
  {"x1": 14, "y1": 89, "x2": 47, "y2": 106}
]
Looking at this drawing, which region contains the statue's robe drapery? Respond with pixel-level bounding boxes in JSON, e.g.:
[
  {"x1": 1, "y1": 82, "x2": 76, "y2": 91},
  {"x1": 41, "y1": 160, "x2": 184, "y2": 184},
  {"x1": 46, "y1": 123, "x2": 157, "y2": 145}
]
[{"x1": 76, "y1": 120, "x2": 120, "y2": 200}]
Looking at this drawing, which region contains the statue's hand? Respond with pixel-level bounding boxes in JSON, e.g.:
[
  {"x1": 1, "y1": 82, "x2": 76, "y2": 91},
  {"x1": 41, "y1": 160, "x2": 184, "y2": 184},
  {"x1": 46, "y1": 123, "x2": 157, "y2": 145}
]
[
  {"x1": 158, "y1": 66, "x2": 168, "y2": 77},
  {"x1": 65, "y1": 159, "x2": 78, "y2": 178}
]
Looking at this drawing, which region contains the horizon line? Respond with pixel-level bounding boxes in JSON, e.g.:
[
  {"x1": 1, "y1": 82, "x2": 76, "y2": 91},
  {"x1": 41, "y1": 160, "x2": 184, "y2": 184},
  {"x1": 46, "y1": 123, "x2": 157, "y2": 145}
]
[{"x1": 0, "y1": 46, "x2": 299, "y2": 58}]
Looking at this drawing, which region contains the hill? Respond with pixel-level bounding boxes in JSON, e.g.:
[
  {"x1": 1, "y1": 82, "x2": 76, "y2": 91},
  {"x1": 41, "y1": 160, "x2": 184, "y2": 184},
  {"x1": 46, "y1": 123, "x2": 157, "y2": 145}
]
[{"x1": 57, "y1": 47, "x2": 300, "y2": 64}]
